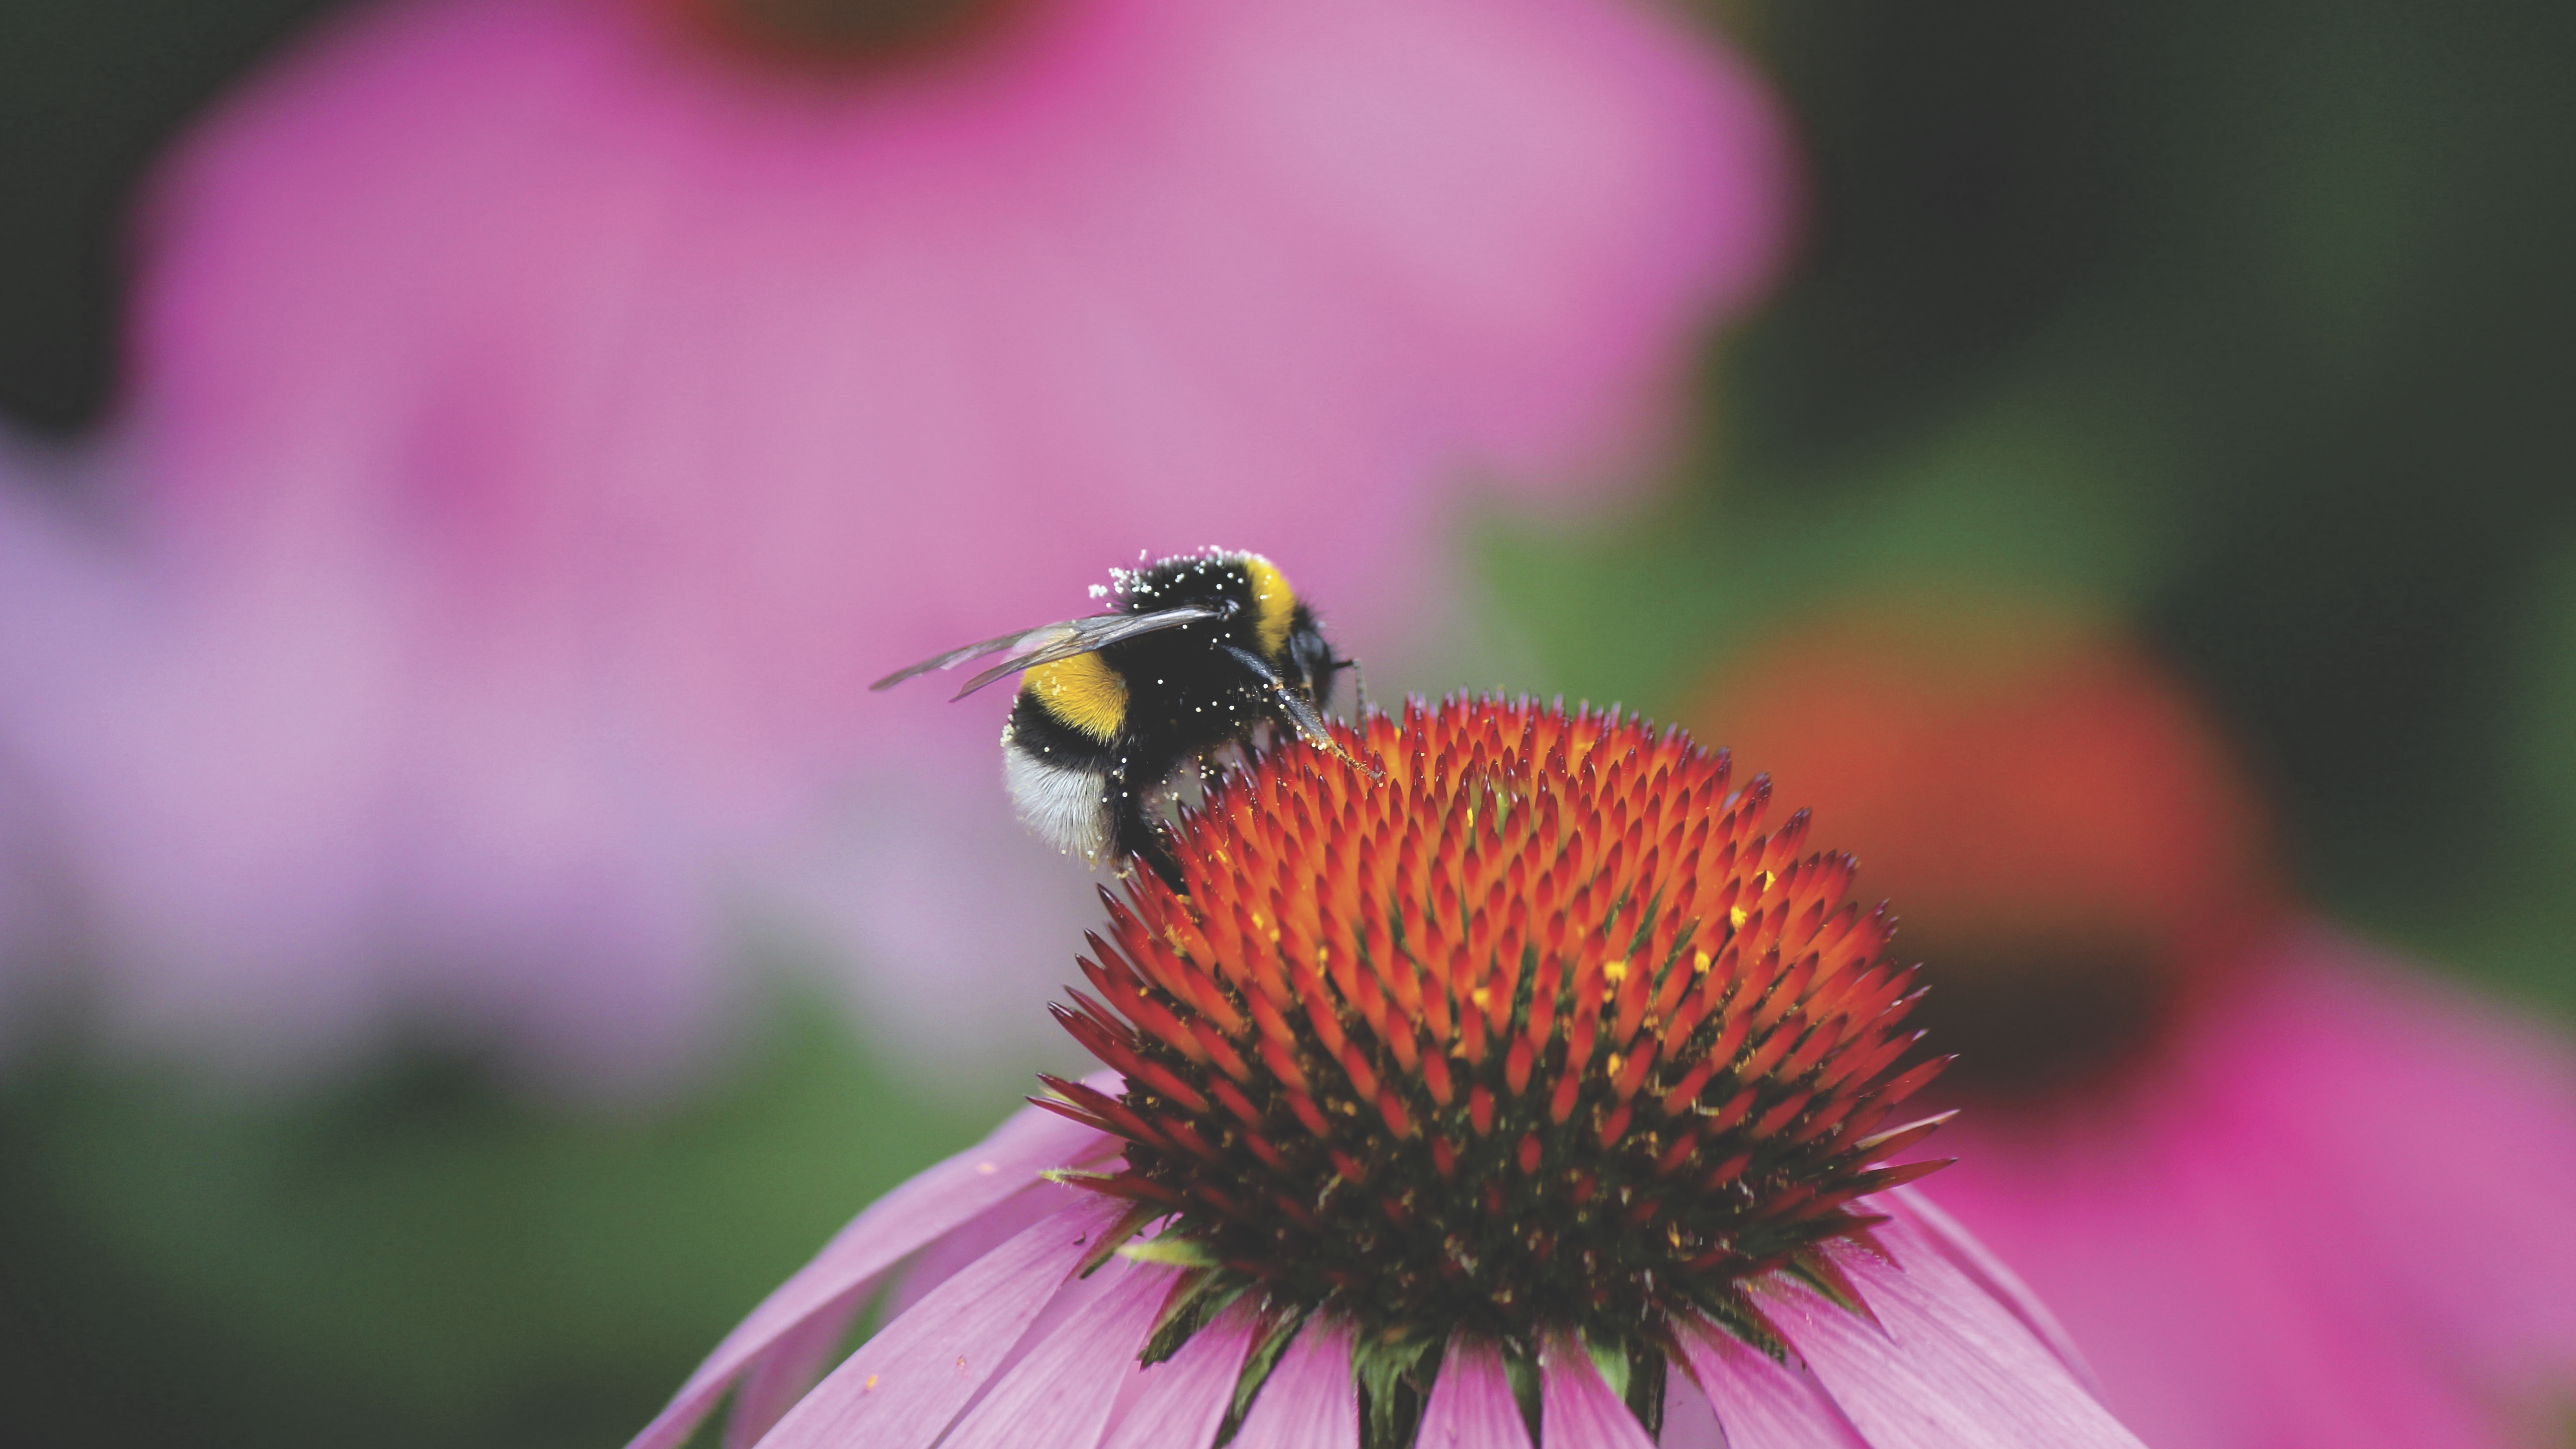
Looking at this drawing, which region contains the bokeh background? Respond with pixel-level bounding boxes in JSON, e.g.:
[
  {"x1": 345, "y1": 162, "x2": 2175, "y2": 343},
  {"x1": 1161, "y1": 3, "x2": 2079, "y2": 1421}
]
[{"x1": 1, "y1": 1, "x2": 2570, "y2": 1447}]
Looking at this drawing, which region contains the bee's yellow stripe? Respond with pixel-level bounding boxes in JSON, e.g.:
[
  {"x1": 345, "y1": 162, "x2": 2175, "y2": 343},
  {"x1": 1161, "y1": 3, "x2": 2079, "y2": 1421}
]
[
  {"x1": 1243, "y1": 556, "x2": 1296, "y2": 657},
  {"x1": 1023, "y1": 652, "x2": 1127, "y2": 743}
]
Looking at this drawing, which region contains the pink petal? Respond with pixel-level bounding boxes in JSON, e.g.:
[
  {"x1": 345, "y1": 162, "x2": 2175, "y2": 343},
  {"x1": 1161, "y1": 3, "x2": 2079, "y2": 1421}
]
[
  {"x1": 1232, "y1": 1317, "x2": 1359, "y2": 1449},
  {"x1": 723, "y1": 1295, "x2": 866, "y2": 1449},
  {"x1": 1654, "y1": 1374, "x2": 1728, "y2": 1449},
  {"x1": 749, "y1": 1196, "x2": 1120, "y2": 1449},
  {"x1": 874, "y1": 1162, "x2": 1105, "y2": 1325},
  {"x1": 1887, "y1": 1186, "x2": 2101, "y2": 1394},
  {"x1": 1777, "y1": 1218, "x2": 2144, "y2": 1449},
  {"x1": 1938, "y1": 1104, "x2": 2501, "y2": 1449},
  {"x1": 937, "y1": 1257, "x2": 1174, "y2": 1449},
  {"x1": 2236, "y1": 935, "x2": 2576, "y2": 1372},
  {"x1": 1537, "y1": 1331, "x2": 1656, "y2": 1449},
  {"x1": 1923, "y1": 922, "x2": 2576, "y2": 1449},
  {"x1": 1416, "y1": 1336, "x2": 1532, "y2": 1449},
  {"x1": 1097, "y1": 1305, "x2": 1256, "y2": 1449},
  {"x1": 628, "y1": 1095, "x2": 1116, "y2": 1449},
  {"x1": 1671, "y1": 1317, "x2": 1867, "y2": 1449}
]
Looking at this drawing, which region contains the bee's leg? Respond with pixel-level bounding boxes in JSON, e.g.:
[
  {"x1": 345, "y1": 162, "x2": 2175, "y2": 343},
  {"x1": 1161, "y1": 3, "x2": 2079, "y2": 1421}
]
[{"x1": 1108, "y1": 768, "x2": 1188, "y2": 894}]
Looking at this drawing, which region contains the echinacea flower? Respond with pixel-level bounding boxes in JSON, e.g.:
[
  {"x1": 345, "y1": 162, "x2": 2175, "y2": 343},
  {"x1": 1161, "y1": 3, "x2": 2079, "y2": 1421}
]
[
  {"x1": 629, "y1": 698, "x2": 2144, "y2": 1449},
  {"x1": 1687, "y1": 597, "x2": 2576, "y2": 1449},
  {"x1": 0, "y1": 0, "x2": 1794, "y2": 1085}
]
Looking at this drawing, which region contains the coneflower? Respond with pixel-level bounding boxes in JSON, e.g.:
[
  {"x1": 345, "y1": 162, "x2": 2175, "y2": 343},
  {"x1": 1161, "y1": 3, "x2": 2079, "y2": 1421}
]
[{"x1": 630, "y1": 698, "x2": 2141, "y2": 1449}]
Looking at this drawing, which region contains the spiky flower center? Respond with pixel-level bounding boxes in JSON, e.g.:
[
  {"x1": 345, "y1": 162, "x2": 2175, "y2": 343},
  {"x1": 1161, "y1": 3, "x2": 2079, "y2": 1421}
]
[{"x1": 1042, "y1": 699, "x2": 1947, "y2": 1384}]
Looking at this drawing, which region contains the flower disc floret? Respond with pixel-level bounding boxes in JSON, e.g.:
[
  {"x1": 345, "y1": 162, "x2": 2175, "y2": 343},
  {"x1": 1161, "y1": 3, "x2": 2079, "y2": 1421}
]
[{"x1": 1040, "y1": 697, "x2": 1950, "y2": 1380}]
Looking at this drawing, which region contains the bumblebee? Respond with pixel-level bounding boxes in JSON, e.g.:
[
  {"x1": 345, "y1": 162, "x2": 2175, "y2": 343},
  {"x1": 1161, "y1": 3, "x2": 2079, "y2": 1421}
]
[{"x1": 872, "y1": 548, "x2": 1352, "y2": 890}]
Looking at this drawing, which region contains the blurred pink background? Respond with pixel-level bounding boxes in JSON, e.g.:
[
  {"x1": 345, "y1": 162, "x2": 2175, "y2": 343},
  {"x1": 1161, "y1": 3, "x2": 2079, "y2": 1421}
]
[{"x1": 0, "y1": 0, "x2": 1790, "y2": 1089}]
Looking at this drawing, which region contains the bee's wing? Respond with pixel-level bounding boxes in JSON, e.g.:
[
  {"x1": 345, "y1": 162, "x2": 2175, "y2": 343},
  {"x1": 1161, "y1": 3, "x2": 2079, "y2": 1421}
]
[
  {"x1": 870, "y1": 625, "x2": 1064, "y2": 693},
  {"x1": 947, "y1": 605, "x2": 1227, "y2": 700}
]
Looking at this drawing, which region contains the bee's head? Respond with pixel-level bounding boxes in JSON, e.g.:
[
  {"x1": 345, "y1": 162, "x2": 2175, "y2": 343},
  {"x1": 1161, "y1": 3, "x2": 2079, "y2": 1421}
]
[{"x1": 1282, "y1": 609, "x2": 1348, "y2": 711}]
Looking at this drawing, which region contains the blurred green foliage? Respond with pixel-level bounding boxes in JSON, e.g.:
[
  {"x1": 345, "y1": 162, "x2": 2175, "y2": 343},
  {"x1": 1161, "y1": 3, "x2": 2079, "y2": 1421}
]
[
  {"x1": 0, "y1": 994, "x2": 1001, "y2": 1449},
  {"x1": 1485, "y1": 0, "x2": 2576, "y2": 1016},
  {"x1": 1, "y1": 0, "x2": 2571, "y2": 1447}
]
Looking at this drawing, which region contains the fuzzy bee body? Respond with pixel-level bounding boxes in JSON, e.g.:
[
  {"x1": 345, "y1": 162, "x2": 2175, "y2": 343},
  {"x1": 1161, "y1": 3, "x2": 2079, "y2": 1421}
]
[{"x1": 874, "y1": 549, "x2": 1348, "y2": 888}]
